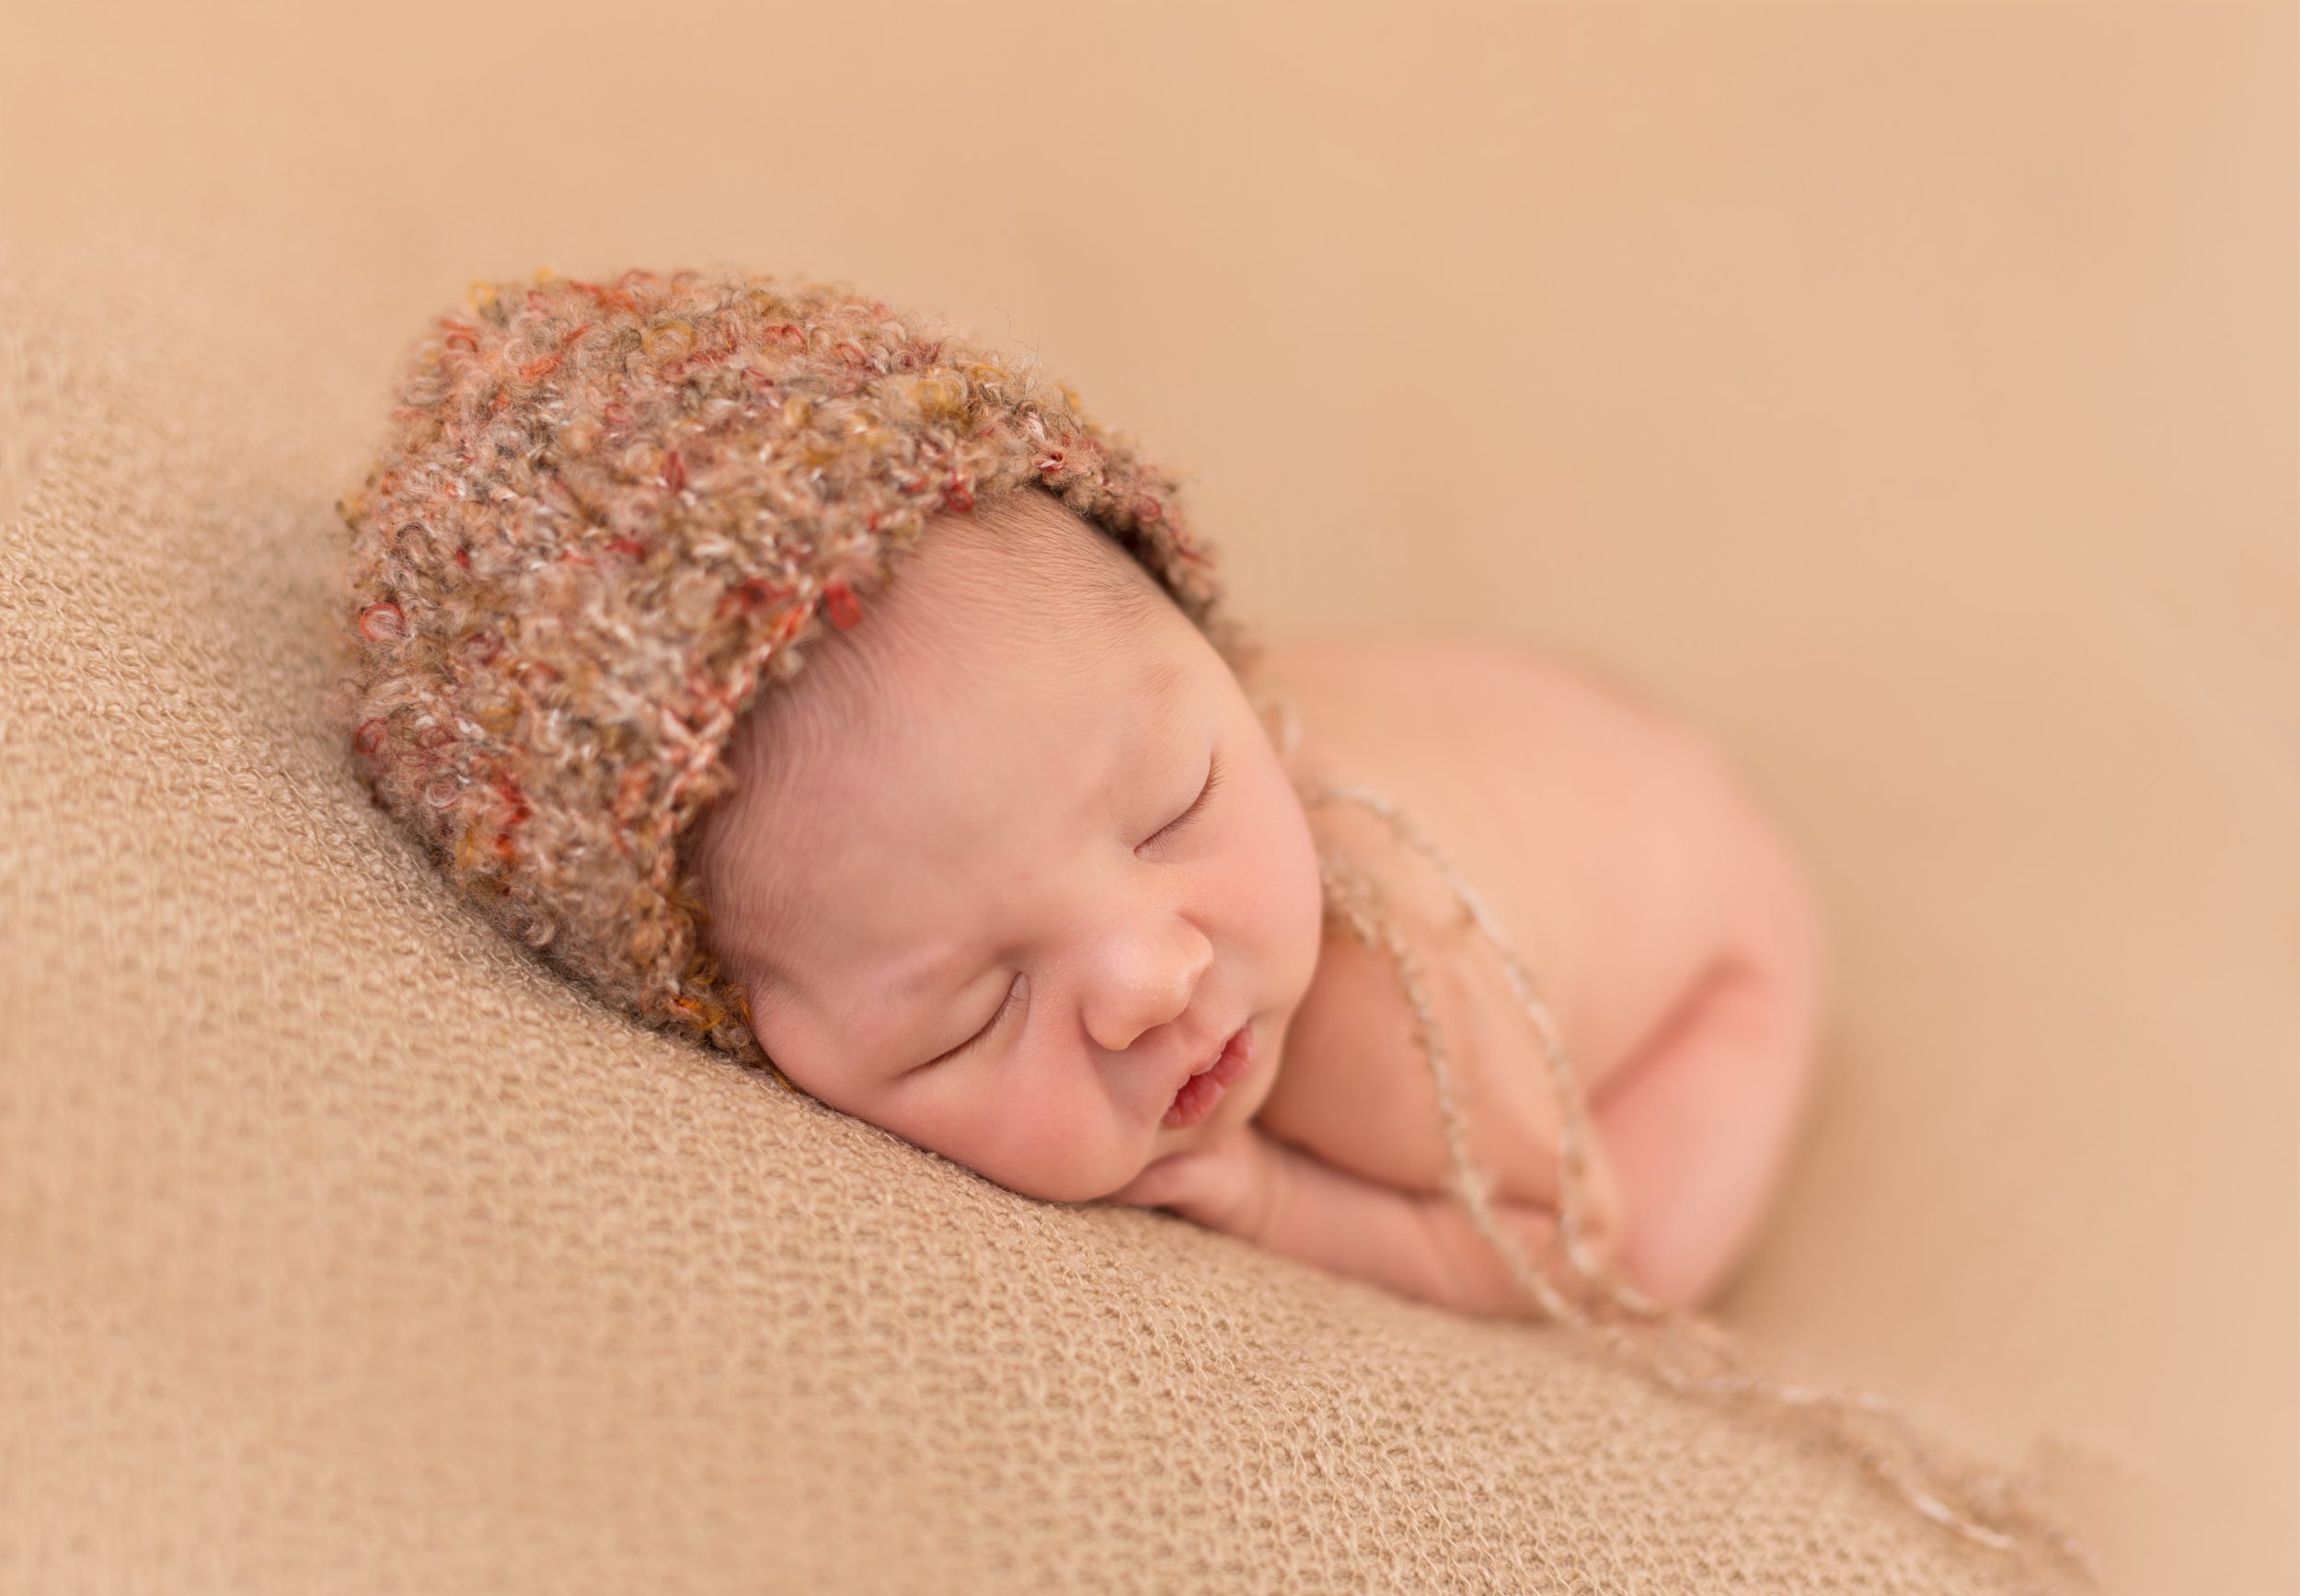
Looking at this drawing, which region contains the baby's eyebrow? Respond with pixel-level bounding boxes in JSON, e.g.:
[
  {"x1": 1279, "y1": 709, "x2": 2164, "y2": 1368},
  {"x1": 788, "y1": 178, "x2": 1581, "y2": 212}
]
[{"x1": 1139, "y1": 653, "x2": 1194, "y2": 749}]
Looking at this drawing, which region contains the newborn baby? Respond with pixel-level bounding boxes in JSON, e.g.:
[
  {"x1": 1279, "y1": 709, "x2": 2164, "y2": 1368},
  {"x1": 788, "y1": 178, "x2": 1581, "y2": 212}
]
[
  {"x1": 340, "y1": 268, "x2": 2071, "y2": 1565},
  {"x1": 339, "y1": 266, "x2": 1820, "y2": 1321},
  {"x1": 685, "y1": 488, "x2": 1822, "y2": 1315}
]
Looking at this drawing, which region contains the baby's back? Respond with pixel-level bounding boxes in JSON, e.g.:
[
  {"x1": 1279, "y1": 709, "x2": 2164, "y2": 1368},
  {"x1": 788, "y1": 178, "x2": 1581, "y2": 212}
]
[{"x1": 1249, "y1": 634, "x2": 1823, "y2": 1303}]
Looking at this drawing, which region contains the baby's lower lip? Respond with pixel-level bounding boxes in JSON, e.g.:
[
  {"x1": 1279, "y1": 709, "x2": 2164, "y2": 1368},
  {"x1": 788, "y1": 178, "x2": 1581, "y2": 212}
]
[{"x1": 1162, "y1": 1025, "x2": 1255, "y2": 1131}]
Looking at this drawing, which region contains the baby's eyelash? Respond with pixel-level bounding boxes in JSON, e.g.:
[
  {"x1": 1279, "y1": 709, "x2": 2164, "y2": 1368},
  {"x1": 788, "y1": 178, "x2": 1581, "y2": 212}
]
[
  {"x1": 1153, "y1": 749, "x2": 1224, "y2": 843},
  {"x1": 923, "y1": 973, "x2": 1024, "y2": 1069}
]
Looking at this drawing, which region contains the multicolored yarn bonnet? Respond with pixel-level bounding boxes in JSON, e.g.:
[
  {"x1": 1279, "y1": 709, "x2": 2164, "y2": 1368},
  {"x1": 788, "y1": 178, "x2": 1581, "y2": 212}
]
[{"x1": 335, "y1": 267, "x2": 1253, "y2": 1064}]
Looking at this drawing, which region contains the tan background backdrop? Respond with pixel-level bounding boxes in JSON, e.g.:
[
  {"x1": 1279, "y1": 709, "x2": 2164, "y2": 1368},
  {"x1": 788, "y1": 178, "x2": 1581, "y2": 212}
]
[{"x1": 6, "y1": 2, "x2": 2294, "y2": 1590}]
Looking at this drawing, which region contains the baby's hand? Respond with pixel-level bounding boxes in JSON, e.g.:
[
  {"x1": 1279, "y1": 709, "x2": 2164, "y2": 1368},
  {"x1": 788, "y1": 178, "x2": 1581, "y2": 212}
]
[
  {"x1": 1107, "y1": 1124, "x2": 1289, "y2": 1242},
  {"x1": 1114, "y1": 1123, "x2": 1537, "y2": 1314}
]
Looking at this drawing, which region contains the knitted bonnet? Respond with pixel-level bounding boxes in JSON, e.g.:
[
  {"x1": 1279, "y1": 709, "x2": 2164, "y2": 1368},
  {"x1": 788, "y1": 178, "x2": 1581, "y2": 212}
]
[{"x1": 335, "y1": 267, "x2": 1254, "y2": 1065}]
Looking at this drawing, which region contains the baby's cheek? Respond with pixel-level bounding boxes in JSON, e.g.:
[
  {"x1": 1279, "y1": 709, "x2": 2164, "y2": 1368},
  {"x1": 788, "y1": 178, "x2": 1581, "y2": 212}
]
[
  {"x1": 949, "y1": 1074, "x2": 1135, "y2": 1204},
  {"x1": 1263, "y1": 782, "x2": 1330, "y2": 1013}
]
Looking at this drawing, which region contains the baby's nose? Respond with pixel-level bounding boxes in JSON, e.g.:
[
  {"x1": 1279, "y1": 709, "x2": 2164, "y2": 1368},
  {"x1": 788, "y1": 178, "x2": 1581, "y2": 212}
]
[{"x1": 1082, "y1": 915, "x2": 1214, "y2": 1055}]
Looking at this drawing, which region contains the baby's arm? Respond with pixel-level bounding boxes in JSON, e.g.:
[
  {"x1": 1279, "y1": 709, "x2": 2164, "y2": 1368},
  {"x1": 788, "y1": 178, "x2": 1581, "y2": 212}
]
[
  {"x1": 1112, "y1": 1123, "x2": 1581, "y2": 1317},
  {"x1": 1563, "y1": 686, "x2": 1827, "y2": 1310}
]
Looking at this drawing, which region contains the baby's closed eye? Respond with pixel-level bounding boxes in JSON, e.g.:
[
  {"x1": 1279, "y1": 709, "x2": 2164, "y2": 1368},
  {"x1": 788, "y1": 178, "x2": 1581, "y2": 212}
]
[
  {"x1": 1142, "y1": 748, "x2": 1223, "y2": 851},
  {"x1": 915, "y1": 973, "x2": 1027, "y2": 1072}
]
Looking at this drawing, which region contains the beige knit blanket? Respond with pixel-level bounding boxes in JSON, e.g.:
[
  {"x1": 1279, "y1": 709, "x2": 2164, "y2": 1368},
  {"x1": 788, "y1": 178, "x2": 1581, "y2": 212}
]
[{"x1": 4, "y1": 11, "x2": 2294, "y2": 1567}]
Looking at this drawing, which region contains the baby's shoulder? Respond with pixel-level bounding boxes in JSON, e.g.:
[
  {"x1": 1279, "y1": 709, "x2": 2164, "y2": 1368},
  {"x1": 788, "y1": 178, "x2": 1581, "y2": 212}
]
[
  {"x1": 1248, "y1": 632, "x2": 1680, "y2": 1200},
  {"x1": 1248, "y1": 630, "x2": 1803, "y2": 1180}
]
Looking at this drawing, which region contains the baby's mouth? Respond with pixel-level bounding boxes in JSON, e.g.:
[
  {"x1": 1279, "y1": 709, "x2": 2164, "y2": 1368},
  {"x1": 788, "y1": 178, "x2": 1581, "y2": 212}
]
[{"x1": 1162, "y1": 1024, "x2": 1255, "y2": 1131}]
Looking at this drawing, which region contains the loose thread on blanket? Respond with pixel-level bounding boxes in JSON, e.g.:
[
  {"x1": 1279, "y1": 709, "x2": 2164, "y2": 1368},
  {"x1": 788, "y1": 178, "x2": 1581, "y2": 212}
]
[{"x1": 1294, "y1": 774, "x2": 2097, "y2": 1592}]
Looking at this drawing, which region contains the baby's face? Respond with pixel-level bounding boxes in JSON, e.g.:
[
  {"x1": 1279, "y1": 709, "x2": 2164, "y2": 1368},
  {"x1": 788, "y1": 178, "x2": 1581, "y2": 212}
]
[{"x1": 690, "y1": 495, "x2": 1327, "y2": 1203}]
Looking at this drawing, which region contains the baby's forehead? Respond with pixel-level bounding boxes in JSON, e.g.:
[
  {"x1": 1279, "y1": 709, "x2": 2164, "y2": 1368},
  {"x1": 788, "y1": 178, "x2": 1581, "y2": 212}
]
[
  {"x1": 742, "y1": 598, "x2": 1191, "y2": 832},
  {"x1": 730, "y1": 504, "x2": 1186, "y2": 770},
  {"x1": 734, "y1": 566, "x2": 1179, "y2": 776}
]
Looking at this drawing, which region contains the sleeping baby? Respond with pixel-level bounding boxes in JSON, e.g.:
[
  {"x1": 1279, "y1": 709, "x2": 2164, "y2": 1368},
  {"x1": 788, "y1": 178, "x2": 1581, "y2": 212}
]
[
  {"x1": 338, "y1": 265, "x2": 1818, "y2": 1321},
  {"x1": 339, "y1": 267, "x2": 2085, "y2": 1567}
]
